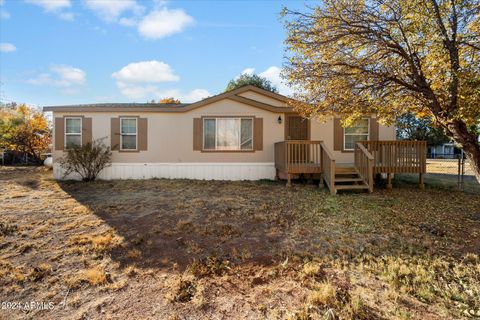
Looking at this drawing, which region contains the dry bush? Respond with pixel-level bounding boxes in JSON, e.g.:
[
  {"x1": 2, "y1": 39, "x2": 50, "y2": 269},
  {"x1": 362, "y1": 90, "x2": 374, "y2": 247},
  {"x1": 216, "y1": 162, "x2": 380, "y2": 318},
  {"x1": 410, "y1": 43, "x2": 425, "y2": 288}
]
[
  {"x1": 308, "y1": 281, "x2": 338, "y2": 307},
  {"x1": 59, "y1": 139, "x2": 112, "y2": 181},
  {"x1": 188, "y1": 256, "x2": 231, "y2": 278},
  {"x1": 126, "y1": 249, "x2": 141, "y2": 260},
  {"x1": 0, "y1": 222, "x2": 18, "y2": 236},
  {"x1": 67, "y1": 266, "x2": 107, "y2": 288},
  {"x1": 68, "y1": 232, "x2": 122, "y2": 254},
  {"x1": 172, "y1": 278, "x2": 197, "y2": 303},
  {"x1": 301, "y1": 262, "x2": 323, "y2": 280}
]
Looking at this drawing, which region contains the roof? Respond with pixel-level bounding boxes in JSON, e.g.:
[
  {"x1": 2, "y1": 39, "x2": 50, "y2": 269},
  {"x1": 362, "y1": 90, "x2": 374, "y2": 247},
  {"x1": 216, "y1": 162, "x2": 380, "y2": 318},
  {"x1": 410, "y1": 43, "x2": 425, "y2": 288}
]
[{"x1": 42, "y1": 85, "x2": 294, "y2": 113}]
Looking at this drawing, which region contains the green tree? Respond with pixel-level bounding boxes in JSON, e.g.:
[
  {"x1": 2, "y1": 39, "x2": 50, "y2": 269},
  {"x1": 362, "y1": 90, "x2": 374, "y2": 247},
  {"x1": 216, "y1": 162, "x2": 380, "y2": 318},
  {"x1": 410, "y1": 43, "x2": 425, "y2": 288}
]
[
  {"x1": 396, "y1": 113, "x2": 451, "y2": 146},
  {"x1": 225, "y1": 73, "x2": 278, "y2": 93},
  {"x1": 282, "y1": 0, "x2": 480, "y2": 181}
]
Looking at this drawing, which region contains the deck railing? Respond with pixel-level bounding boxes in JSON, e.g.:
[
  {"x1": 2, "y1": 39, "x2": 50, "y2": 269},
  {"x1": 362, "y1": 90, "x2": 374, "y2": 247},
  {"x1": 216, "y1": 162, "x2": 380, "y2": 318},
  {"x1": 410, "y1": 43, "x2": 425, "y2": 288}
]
[
  {"x1": 360, "y1": 140, "x2": 427, "y2": 174},
  {"x1": 274, "y1": 140, "x2": 323, "y2": 174},
  {"x1": 320, "y1": 142, "x2": 336, "y2": 194},
  {"x1": 354, "y1": 142, "x2": 374, "y2": 193}
]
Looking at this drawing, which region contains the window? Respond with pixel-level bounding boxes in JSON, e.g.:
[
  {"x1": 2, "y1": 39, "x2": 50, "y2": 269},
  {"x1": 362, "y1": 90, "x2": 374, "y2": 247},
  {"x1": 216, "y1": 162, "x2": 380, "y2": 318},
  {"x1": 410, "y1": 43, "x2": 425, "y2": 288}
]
[
  {"x1": 120, "y1": 118, "x2": 137, "y2": 150},
  {"x1": 344, "y1": 118, "x2": 369, "y2": 150},
  {"x1": 203, "y1": 118, "x2": 253, "y2": 151},
  {"x1": 65, "y1": 117, "x2": 82, "y2": 149}
]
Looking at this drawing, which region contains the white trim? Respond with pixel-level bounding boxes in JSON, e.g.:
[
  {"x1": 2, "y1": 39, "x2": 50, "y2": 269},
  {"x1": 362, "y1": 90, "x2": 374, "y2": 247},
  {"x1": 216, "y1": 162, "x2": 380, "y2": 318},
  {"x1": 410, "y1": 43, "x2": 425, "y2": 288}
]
[
  {"x1": 343, "y1": 118, "x2": 370, "y2": 151},
  {"x1": 120, "y1": 117, "x2": 138, "y2": 151},
  {"x1": 53, "y1": 162, "x2": 276, "y2": 181},
  {"x1": 203, "y1": 117, "x2": 254, "y2": 151},
  {"x1": 64, "y1": 117, "x2": 82, "y2": 149}
]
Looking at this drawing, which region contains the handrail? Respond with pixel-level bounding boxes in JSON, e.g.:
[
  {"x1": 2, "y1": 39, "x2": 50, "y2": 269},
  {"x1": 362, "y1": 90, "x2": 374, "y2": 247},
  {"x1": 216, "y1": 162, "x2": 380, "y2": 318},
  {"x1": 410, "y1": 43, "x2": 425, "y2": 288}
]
[
  {"x1": 320, "y1": 142, "x2": 336, "y2": 194},
  {"x1": 354, "y1": 142, "x2": 374, "y2": 193},
  {"x1": 360, "y1": 140, "x2": 427, "y2": 174}
]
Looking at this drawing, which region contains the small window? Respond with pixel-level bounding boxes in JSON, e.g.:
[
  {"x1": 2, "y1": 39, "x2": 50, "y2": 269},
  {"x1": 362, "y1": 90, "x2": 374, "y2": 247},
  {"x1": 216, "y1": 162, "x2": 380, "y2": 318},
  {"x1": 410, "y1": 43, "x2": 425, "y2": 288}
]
[
  {"x1": 203, "y1": 118, "x2": 253, "y2": 151},
  {"x1": 120, "y1": 118, "x2": 137, "y2": 150},
  {"x1": 344, "y1": 118, "x2": 369, "y2": 150},
  {"x1": 65, "y1": 117, "x2": 82, "y2": 149}
]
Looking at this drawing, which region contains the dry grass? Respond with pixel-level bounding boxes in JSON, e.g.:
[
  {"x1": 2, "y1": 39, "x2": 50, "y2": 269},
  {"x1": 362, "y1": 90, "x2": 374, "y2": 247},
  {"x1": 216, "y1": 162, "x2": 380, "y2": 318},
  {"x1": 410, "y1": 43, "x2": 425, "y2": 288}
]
[
  {"x1": 308, "y1": 281, "x2": 337, "y2": 307},
  {"x1": 0, "y1": 166, "x2": 479, "y2": 319}
]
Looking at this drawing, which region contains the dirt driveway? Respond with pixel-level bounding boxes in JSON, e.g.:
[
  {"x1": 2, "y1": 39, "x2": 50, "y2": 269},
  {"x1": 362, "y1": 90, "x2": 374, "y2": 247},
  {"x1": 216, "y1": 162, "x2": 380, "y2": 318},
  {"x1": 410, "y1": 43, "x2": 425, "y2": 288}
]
[{"x1": 1, "y1": 167, "x2": 479, "y2": 319}]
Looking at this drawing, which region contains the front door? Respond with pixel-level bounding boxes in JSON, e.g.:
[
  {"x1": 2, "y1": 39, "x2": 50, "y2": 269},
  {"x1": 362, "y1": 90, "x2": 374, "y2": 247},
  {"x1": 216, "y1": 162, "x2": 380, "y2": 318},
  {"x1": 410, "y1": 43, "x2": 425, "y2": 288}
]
[
  {"x1": 286, "y1": 115, "x2": 310, "y2": 164},
  {"x1": 286, "y1": 115, "x2": 309, "y2": 140}
]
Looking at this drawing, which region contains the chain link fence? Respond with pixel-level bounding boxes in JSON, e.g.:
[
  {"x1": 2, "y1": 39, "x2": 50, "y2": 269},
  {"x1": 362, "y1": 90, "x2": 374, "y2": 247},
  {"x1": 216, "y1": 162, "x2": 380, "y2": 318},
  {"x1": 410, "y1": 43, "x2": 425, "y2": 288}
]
[{"x1": 397, "y1": 152, "x2": 479, "y2": 194}]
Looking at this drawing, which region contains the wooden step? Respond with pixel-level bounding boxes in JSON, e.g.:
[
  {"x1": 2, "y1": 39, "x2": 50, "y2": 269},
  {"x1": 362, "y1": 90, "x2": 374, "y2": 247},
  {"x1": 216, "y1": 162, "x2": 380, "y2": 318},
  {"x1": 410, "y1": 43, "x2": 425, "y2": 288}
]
[
  {"x1": 335, "y1": 184, "x2": 369, "y2": 190},
  {"x1": 335, "y1": 177, "x2": 364, "y2": 183},
  {"x1": 335, "y1": 167, "x2": 357, "y2": 175}
]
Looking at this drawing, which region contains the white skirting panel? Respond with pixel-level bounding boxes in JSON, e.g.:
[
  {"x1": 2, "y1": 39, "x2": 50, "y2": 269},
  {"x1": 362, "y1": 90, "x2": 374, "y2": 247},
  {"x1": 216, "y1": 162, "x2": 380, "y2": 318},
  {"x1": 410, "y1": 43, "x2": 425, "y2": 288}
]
[{"x1": 53, "y1": 162, "x2": 276, "y2": 181}]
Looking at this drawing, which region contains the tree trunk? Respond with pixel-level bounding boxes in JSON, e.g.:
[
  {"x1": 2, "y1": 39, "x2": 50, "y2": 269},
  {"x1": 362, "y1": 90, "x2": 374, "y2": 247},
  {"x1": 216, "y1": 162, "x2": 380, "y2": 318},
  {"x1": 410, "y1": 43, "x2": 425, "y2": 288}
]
[{"x1": 446, "y1": 120, "x2": 480, "y2": 183}]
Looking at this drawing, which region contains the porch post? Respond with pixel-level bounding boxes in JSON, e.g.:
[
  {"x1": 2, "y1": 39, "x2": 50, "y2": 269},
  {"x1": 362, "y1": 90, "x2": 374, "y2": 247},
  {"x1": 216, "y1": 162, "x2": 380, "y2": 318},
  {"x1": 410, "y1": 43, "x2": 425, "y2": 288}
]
[
  {"x1": 387, "y1": 173, "x2": 392, "y2": 190},
  {"x1": 419, "y1": 173, "x2": 425, "y2": 190},
  {"x1": 287, "y1": 174, "x2": 292, "y2": 187}
]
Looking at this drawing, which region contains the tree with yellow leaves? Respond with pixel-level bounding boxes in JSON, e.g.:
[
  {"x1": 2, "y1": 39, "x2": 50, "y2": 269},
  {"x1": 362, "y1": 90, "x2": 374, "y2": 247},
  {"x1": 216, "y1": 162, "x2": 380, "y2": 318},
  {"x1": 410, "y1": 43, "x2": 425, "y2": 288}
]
[
  {"x1": 159, "y1": 97, "x2": 181, "y2": 104},
  {"x1": 282, "y1": 0, "x2": 480, "y2": 181},
  {"x1": 0, "y1": 104, "x2": 51, "y2": 162}
]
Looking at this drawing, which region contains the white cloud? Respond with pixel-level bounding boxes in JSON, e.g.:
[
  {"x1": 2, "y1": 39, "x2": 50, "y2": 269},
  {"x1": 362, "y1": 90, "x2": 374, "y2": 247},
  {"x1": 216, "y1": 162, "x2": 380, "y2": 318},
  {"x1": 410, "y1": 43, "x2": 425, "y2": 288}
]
[
  {"x1": 27, "y1": 65, "x2": 86, "y2": 91},
  {"x1": 58, "y1": 12, "x2": 74, "y2": 21},
  {"x1": 0, "y1": 0, "x2": 9, "y2": 20},
  {"x1": 241, "y1": 68, "x2": 255, "y2": 76},
  {"x1": 83, "y1": 0, "x2": 143, "y2": 22},
  {"x1": 112, "y1": 60, "x2": 179, "y2": 84},
  {"x1": 138, "y1": 7, "x2": 194, "y2": 39},
  {"x1": 258, "y1": 66, "x2": 293, "y2": 96},
  {"x1": 118, "y1": 17, "x2": 137, "y2": 27},
  {"x1": 25, "y1": 0, "x2": 74, "y2": 21},
  {"x1": 25, "y1": 0, "x2": 71, "y2": 12},
  {"x1": 237, "y1": 66, "x2": 293, "y2": 96},
  {"x1": 0, "y1": 42, "x2": 16, "y2": 52},
  {"x1": 112, "y1": 60, "x2": 208, "y2": 102}
]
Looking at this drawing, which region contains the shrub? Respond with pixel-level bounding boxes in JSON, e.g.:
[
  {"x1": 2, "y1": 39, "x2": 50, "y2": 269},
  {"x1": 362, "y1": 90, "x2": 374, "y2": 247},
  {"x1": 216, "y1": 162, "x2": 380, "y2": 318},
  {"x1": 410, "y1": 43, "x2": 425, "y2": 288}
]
[{"x1": 59, "y1": 138, "x2": 112, "y2": 181}]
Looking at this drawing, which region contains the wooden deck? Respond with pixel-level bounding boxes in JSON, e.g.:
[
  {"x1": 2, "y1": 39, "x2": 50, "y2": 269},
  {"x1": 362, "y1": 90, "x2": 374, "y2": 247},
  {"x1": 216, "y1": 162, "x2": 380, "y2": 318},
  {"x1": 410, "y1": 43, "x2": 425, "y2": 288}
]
[{"x1": 274, "y1": 140, "x2": 427, "y2": 194}]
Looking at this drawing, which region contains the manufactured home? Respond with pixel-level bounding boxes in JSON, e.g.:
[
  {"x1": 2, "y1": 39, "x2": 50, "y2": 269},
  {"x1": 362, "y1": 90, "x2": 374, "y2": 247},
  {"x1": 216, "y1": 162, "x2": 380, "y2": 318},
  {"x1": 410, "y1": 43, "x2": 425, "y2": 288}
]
[{"x1": 44, "y1": 85, "x2": 426, "y2": 194}]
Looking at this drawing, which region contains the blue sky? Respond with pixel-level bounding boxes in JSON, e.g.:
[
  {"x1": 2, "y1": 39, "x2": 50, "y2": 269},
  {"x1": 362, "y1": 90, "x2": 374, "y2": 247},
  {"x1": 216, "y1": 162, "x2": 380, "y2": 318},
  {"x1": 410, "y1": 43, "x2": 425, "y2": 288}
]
[{"x1": 0, "y1": 0, "x2": 313, "y2": 106}]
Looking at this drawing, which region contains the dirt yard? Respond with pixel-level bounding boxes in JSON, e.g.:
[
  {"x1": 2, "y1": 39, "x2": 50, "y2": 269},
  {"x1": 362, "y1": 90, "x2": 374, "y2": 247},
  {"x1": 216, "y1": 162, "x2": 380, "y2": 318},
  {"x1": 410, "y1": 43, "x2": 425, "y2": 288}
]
[{"x1": 1, "y1": 166, "x2": 479, "y2": 320}]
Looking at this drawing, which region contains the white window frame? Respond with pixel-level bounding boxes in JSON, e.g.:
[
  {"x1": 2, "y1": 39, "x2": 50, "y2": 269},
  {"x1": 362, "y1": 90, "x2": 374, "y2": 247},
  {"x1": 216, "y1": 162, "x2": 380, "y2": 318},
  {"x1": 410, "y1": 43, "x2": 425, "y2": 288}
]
[
  {"x1": 64, "y1": 117, "x2": 82, "y2": 149},
  {"x1": 203, "y1": 117, "x2": 254, "y2": 151},
  {"x1": 343, "y1": 118, "x2": 370, "y2": 151},
  {"x1": 120, "y1": 117, "x2": 138, "y2": 151}
]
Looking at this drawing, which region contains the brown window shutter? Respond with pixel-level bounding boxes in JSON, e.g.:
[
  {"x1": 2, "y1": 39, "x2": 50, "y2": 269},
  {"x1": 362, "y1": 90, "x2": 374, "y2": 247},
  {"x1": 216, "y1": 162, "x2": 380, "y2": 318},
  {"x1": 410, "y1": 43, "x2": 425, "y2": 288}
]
[
  {"x1": 54, "y1": 117, "x2": 64, "y2": 151},
  {"x1": 82, "y1": 117, "x2": 92, "y2": 146},
  {"x1": 254, "y1": 117, "x2": 263, "y2": 151},
  {"x1": 111, "y1": 118, "x2": 120, "y2": 150},
  {"x1": 370, "y1": 117, "x2": 379, "y2": 141},
  {"x1": 193, "y1": 118, "x2": 202, "y2": 150},
  {"x1": 333, "y1": 118, "x2": 343, "y2": 151},
  {"x1": 138, "y1": 118, "x2": 148, "y2": 151}
]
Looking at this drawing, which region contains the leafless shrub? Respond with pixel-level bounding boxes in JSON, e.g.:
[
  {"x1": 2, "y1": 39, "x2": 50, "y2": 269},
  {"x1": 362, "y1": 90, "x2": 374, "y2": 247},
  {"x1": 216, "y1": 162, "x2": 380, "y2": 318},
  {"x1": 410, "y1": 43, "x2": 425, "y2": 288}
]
[{"x1": 59, "y1": 138, "x2": 112, "y2": 182}]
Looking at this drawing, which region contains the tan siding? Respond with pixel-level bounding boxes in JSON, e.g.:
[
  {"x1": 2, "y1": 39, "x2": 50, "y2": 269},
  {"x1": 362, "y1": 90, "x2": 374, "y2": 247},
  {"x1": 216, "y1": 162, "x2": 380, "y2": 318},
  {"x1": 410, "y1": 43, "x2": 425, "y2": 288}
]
[
  {"x1": 54, "y1": 117, "x2": 64, "y2": 151},
  {"x1": 237, "y1": 91, "x2": 286, "y2": 107},
  {"x1": 111, "y1": 118, "x2": 120, "y2": 150},
  {"x1": 82, "y1": 117, "x2": 92, "y2": 146},
  {"x1": 138, "y1": 118, "x2": 148, "y2": 151},
  {"x1": 333, "y1": 118, "x2": 343, "y2": 151},
  {"x1": 254, "y1": 117, "x2": 263, "y2": 151},
  {"x1": 193, "y1": 118, "x2": 202, "y2": 151}
]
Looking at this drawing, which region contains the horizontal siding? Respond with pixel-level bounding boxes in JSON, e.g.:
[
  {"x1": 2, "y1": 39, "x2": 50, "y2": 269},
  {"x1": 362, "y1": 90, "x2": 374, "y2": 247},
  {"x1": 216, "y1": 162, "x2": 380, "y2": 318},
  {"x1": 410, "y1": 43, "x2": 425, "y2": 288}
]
[{"x1": 53, "y1": 163, "x2": 276, "y2": 181}]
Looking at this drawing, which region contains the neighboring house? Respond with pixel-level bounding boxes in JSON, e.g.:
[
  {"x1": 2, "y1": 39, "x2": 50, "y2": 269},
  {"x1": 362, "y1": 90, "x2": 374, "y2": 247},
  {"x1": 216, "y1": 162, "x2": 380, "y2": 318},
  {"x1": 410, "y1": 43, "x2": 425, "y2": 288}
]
[
  {"x1": 427, "y1": 142, "x2": 458, "y2": 159},
  {"x1": 44, "y1": 85, "x2": 411, "y2": 193}
]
